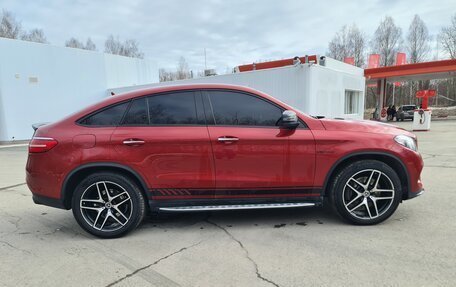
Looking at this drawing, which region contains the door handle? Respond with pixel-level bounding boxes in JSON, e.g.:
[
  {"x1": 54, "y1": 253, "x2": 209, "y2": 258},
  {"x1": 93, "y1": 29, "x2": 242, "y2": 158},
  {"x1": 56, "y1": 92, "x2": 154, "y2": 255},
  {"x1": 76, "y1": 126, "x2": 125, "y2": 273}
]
[
  {"x1": 217, "y1": 136, "x2": 239, "y2": 143},
  {"x1": 122, "y1": 139, "x2": 145, "y2": 146}
]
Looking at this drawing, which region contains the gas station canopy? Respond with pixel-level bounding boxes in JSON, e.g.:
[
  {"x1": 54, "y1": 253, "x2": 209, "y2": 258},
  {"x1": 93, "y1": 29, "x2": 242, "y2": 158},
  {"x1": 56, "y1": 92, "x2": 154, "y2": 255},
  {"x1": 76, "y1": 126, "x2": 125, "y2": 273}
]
[
  {"x1": 364, "y1": 58, "x2": 456, "y2": 130},
  {"x1": 365, "y1": 58, "x2": 456, "y2": 83}
]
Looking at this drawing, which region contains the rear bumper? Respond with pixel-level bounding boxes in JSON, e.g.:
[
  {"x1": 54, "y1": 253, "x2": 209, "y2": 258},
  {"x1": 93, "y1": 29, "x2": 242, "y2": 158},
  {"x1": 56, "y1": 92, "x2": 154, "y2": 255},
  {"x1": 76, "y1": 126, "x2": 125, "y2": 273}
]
[
  {"x1": 32, "y1": 194, "x2": 67, "y2": 209},
  {"x1": 405, "y1": 187, "x2": 424, "y2": 200}
]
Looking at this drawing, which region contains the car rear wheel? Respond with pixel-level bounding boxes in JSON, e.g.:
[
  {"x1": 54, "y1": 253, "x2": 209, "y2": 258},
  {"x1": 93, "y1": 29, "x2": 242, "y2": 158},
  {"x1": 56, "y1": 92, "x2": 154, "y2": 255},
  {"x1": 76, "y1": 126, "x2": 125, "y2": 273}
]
[
  {"x1": 330, "y1": 160, "x2": 402, "y2": 225},
  {"x1": 72, "y1": 172, "x2": 145, "y2": 238}
]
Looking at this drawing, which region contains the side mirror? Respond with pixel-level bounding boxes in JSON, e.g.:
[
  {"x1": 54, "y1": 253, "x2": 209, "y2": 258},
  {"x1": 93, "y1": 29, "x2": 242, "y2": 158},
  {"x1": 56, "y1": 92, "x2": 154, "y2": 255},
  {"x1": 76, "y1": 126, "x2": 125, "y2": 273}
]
[{"x1": 280, "y1": 110, "x2": 299, "y2": 129}]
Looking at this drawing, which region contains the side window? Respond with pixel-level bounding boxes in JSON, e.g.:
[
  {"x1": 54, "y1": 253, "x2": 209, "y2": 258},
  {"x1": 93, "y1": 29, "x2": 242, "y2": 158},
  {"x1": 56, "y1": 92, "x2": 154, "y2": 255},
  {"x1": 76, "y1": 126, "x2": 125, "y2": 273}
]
[
  {"x1": 122, "y1": 98, "x2": 149, "y2": 125},
  {"x1": 148, "y1": 92, "x2": 198, "y2": 125},
  {"x1": 207, "y1": 91, "x2": 283, "y2": 126},
  {"x1": 79, "y1": 102, "x2": 129, "y2": 126}
]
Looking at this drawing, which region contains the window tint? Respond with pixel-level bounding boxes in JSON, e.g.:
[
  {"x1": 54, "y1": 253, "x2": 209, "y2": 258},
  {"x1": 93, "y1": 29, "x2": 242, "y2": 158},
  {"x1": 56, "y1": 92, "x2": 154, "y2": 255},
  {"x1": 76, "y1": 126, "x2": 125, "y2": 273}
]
[
  {"x1": 208, "y1": 91, "x2": 282, "y2": 126},
  {"x1": 123, "y1": 98, "x2": 149, "y2": 125},
  {"x1": 148, "y1": 92, "x2": 198, "y2": 125},
  {"x1": 80, "y1": 102, "x2": 129, "y2": 126}
]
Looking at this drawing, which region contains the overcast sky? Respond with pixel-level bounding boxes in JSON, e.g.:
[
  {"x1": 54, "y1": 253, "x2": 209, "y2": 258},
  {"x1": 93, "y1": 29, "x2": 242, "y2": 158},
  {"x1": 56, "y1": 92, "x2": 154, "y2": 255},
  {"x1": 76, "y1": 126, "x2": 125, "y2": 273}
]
[{"x1": 2, "y1": 0, "x2": 455, "y2": 72}]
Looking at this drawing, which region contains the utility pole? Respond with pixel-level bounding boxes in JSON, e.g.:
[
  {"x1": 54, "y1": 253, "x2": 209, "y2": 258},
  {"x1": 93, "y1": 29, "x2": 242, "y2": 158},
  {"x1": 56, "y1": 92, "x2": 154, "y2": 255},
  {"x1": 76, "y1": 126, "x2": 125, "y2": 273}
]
[
  {"x1": 204, "y1": 48, "x2": 207, "y2": 70},
  {"x1": 392, "y1": 83, "x2": 395, "y2": 106}
]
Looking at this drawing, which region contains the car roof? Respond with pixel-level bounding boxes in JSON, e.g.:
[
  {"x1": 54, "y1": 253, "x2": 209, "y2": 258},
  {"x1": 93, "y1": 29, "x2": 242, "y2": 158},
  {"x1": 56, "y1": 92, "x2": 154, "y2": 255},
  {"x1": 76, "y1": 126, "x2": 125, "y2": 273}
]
[
  {"x1": 64, "y1": 83, "x2": 302, "y2": 122},
  {"x1": 112, "y1": 83, "x2": 264, "y2": 102}
]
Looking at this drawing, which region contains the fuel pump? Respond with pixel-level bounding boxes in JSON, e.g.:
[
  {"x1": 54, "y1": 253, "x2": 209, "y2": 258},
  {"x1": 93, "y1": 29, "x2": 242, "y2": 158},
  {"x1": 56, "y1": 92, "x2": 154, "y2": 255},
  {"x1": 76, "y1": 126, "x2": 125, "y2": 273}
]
[{"x1": 412, "y1": 90, "x2": 436, "y2": 131}]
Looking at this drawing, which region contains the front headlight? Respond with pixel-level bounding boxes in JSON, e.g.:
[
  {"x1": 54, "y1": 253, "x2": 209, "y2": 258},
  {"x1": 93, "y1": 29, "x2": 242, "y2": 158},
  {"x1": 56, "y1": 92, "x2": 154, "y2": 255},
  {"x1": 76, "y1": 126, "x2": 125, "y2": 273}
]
[{"x1": 394, "y1": 135, "x2": 417, "y2": 151}]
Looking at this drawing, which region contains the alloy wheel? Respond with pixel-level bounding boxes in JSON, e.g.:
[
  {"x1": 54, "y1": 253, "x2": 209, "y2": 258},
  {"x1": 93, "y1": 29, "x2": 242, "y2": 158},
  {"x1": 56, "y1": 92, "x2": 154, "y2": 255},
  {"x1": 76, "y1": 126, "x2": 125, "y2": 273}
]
[
  {"x1": 342, "y1": 169, "x2": 395, "y2": 220},
  {"x1": 79, "y1": 181, "x2": 133, "y2": 232}
]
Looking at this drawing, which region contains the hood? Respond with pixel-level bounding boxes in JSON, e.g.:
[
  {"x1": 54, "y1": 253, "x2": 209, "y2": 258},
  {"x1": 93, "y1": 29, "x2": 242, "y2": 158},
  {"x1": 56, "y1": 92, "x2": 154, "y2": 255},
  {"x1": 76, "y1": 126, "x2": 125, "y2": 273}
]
[{"x1": 320, "y1": 118, "x2": 416, "y2": 138}]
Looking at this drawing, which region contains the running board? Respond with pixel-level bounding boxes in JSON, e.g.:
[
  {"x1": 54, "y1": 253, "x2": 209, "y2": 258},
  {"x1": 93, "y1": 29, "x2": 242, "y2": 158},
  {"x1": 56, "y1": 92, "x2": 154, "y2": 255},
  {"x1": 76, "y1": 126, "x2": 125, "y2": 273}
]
[{"x1": 159, "y1": 202, "x2": 315, "y2": 212}]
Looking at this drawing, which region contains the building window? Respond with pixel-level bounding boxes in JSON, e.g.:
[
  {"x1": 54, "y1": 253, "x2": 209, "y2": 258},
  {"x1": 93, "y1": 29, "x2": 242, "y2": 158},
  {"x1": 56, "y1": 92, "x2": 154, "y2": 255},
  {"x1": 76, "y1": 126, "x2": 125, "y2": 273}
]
[{"x1": 345, "y1": 90, "x2": 360, "y2": 114}]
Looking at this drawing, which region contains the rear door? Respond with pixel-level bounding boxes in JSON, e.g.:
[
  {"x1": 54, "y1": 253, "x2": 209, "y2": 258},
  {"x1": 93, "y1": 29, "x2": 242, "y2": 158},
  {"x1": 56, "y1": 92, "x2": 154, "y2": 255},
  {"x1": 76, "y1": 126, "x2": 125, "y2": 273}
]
[
  {"x1": 111, "y1": 91, "x2": 215, "y2": 201},
  {"x1": 203, "y1": 90, "x2": 316, "y2": 199}
]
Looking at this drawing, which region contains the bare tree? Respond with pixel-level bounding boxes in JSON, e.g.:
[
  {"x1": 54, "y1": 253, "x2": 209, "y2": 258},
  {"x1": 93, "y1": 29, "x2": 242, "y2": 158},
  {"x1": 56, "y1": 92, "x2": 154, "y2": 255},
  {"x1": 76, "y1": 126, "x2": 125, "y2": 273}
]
[
  {"x1": 85, "y1": 37, "x2": 96, "y2": 51},
  {"x1": 104, "y1": 35, "x2": 122, "y2": 54},
  {"x1": 407, "y1": 15, "x2": 431, "y2": 63},
  {"x1": 327, "y1": 24, "x2": 366, "y2": 67},
  {"x1": 440, "y1": 13, "x2": 456, "y2": 59},
  {"x1": 351, "y1": 25, "x2": 366, "y2": 67},
  {"x1": 65, "y1": 37, "x2": 97, "y2": 50},
  {"x1": 0, "y1": 10, "x2": 22, "y2": 39},
  {"x1": 0, "y1": 10, "x2": 49, "y2": 44},
  {"x1": 176, "y1": 57, "x2": 191, "y2": 80},
  {"x1": 439, "y1": 13, "x2": 456, "y2": 106},
  {"x1": 21, "y1": 28, "x2": 48, "y2": 43},
  {"x1": 121, "y1": 39, "x2": 143, "y2": 58},
  {"x1": 159, "y1": 68, "x2": 176, "y2": 82},
  {"x1": 327, "y1": 25, "x2": 350, "y2": 61},
  {"x1": 65, "y1": 37, "x2": 85, "y2": 49},
  {"x1": 159, "y1": 57, "x2": 194, "y2": 82},
  {"x1": 104, "y1": 35, "x2": 144, "y2": 58},
  {"x1": 371, "y1": 16, "x2": 402, "y2": 66}
]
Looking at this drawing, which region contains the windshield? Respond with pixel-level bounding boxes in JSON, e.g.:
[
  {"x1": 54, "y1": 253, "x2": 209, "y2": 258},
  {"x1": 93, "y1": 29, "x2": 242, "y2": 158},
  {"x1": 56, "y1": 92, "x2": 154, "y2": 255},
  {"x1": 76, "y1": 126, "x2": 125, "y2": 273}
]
[{"x1": 402, "y1": 106, "x2": 416, "y2": 111}]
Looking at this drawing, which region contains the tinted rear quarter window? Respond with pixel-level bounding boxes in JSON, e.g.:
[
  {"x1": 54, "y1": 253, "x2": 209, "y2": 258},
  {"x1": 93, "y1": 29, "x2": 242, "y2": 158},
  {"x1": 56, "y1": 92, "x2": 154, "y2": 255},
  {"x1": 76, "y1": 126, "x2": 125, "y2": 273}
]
[
  {"x1": 79, "y1": 102, "x2": 129, "y2": 126},
  {"x1": 148, "y1": 92, "x2": 198, "y2": 125}
]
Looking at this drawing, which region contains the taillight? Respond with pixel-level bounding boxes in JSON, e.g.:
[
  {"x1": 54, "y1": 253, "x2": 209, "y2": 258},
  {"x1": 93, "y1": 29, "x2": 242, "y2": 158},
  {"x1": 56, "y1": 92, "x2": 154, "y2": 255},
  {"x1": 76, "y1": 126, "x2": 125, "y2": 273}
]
[{"x1": 29, "y1": 137, "x2": 58, "y2": 153}]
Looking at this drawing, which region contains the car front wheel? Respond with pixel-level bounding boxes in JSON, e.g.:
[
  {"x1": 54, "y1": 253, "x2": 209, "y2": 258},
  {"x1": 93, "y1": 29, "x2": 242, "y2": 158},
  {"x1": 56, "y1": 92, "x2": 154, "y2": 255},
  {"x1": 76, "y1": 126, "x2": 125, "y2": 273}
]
[
  {"x1": 72, "y1": 172, "x2": 146, "y2": 238},
  {"x1": 330, "y1": 160, "x2": 402, "y2": 225}
]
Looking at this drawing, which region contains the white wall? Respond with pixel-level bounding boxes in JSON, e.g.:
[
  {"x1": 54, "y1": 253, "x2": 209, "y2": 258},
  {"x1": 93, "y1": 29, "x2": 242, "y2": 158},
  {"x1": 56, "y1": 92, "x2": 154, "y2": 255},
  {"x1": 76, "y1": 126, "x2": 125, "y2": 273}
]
[
  {"x1": 110, "y1": 59, "x2": 365, "y2": 120},
  {"x1": 310, "y1": 64, "x2": 365, "y2": 119},
  {"x1": 0, "y1": 37, "x2": 157, "y2": 141}
]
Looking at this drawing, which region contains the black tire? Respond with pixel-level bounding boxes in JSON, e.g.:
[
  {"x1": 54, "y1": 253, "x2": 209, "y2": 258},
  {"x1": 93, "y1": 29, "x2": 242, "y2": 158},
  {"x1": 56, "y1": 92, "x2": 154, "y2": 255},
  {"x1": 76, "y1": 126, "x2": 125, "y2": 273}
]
[
  {"x1": 329, "y1": 160, "x2": 402, "y2": 225},
  {"x1": 72, "y1": 172, "x2": 146, "y2": 238}
]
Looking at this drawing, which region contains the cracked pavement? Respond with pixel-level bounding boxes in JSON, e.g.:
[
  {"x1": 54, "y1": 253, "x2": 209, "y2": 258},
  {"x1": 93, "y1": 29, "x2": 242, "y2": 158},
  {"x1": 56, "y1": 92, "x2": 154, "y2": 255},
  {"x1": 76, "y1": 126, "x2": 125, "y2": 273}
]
[{"x1": 1, "y1": 120, "x2": 456, "y2": 286}]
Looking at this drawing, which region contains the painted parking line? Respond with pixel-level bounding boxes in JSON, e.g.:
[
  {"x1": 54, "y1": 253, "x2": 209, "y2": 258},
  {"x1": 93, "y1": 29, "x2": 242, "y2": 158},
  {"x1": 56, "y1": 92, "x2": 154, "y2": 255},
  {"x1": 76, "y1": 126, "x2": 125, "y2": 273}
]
[
  {"x1": 0, "y1": 183, "x2": 26, "y2": 191},
  {"x1": 0, "y1": 143, "x2": 29, "y2": 149}
]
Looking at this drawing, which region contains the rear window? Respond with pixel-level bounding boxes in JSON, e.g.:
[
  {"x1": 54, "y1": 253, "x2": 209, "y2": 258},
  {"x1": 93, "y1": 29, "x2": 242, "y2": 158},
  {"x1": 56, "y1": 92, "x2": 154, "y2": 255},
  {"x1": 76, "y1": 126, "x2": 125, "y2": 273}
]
[{"x1": 79, "y1": 102, "x2": 129, "y2": 126}]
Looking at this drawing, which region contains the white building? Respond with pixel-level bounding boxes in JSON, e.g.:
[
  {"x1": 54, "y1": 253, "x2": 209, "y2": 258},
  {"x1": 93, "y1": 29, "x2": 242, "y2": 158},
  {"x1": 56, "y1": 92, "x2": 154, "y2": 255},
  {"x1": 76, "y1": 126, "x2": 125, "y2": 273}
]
[
  {"x1": 0, "y1": 37, "x2": 157, "y2": 142},
  {"x1": 111, "y1": 56, "x2": 365, "y2": 120}
]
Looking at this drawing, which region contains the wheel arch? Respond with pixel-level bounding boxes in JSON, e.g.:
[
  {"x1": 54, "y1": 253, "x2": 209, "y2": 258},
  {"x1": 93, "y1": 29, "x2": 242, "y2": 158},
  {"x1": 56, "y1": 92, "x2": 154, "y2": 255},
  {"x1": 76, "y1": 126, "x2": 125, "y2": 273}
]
[
  {"x1": 322, "y1": 152, "x2": 410, "y2": 200},
  {"x1": 61, "y1": 162, "x2": 149, "y2": 209}
]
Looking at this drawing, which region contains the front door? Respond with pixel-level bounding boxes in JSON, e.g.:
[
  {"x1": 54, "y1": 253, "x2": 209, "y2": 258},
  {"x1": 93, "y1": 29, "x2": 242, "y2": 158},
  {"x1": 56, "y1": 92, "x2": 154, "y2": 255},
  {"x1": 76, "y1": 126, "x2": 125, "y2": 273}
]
[{"x1": 203, "y1": 90, "x2": 316, "y2": 200}]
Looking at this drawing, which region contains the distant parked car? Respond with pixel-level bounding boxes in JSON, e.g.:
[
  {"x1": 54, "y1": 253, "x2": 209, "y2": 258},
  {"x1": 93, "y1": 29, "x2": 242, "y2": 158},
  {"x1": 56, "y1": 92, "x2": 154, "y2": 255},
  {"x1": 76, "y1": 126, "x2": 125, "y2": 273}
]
[
  {"x1": 26, "y1": 84, "x2": 424, "y2": 238},
  {"x1": 396, "y1": 105, "x2": 417, "y2": 121}
]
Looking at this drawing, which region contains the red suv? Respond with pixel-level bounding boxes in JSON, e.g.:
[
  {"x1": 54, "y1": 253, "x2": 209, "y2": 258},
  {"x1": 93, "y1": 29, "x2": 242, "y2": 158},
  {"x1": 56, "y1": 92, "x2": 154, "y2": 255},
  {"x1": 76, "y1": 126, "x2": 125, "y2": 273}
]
[{"x1": 26, "y1": 84, "x2": 424, "y2": 238}]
